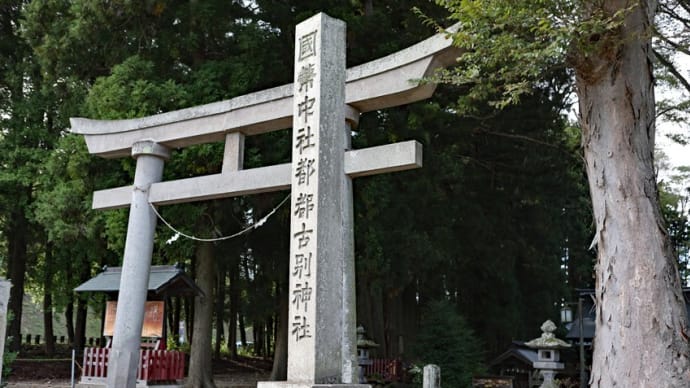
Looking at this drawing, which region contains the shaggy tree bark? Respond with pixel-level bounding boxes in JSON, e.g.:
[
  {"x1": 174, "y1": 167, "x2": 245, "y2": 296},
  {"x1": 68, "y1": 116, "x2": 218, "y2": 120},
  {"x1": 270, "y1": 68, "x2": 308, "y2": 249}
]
[
  {"x1": 186, "y1": 242, "x2": 217, "y2": 388},
  {"x1": 576, "y1": 1, "x2": 690, "y2": 386}
]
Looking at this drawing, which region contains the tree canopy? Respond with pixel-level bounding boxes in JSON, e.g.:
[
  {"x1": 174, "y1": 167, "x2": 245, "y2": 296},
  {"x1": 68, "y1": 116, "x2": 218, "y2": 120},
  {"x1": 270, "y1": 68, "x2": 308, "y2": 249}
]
[{"x1": 0, "y1": 1, "x2": 603, "y2": 385}]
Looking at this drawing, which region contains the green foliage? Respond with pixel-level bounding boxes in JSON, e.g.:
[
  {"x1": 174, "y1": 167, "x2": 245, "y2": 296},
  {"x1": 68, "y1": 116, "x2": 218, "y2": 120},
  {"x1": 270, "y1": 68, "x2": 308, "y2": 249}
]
[
  {"x1": 354, "y1": 74, "x2": 592, "y2": 354},
  {"x1": 411, "y1": 300, "x2": 485, "y2": 388},
  {"x1": 166, "y1": 336, "x2": 191, "y2": 354},
  {"x1": 432, "y1": 0, "x2": 690, "y2": 133},
  {"x1": 2, "y1": 344, "x2": 17, "y2": 385},
  {"x1": 3, "y1": 312, "x2": 18, "y2": 383},
  {"x1": 215, "y1": 339, "x2": 254, "y2": 358},
  {"x1": 85, "y1": 56, "x2": 190, "y2": 119},
  {"x1": 32, "y1": 134, "x2": 121, "y2": 311},
  {"x1": 1, "y1": 0, "x2": 67, "y2": 349},
  {"x1": 425, "y1": 1, "x2": 634, "y2": 114}
]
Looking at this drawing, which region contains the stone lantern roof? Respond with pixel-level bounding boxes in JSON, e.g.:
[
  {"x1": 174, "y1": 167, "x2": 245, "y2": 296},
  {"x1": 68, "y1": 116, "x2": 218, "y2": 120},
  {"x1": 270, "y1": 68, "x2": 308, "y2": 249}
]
[
  {"x1": 525, "y1": 320, "x2": 571, "y2": 349},
  {"x1": 356, "y1": 325, "x2": 379, "y2": 349}
]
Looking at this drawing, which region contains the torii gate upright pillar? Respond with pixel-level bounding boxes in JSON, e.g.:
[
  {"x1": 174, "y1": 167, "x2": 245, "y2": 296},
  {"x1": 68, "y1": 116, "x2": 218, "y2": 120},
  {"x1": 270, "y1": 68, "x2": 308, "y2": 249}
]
[{"x1": 106, "y1": 141, "x2": 170, "y2": 387}]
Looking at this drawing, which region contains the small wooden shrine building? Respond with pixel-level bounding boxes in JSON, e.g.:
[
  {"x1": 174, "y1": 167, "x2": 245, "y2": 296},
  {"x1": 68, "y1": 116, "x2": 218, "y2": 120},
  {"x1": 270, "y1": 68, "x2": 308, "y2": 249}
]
[{"x1": 75, "y1": 265, "x2": 201, "y2": 387}]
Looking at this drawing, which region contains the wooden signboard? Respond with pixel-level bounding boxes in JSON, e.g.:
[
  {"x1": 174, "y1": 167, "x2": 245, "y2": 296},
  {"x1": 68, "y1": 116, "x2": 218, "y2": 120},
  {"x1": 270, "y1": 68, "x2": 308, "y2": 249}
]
[{"x1": 104, "y1": 301, "x2": 164, "y2": 338}]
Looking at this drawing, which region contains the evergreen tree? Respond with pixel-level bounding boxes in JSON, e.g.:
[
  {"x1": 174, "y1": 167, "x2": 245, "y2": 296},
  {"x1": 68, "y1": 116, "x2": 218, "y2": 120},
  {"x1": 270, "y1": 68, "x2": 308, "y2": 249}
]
[{"x1": 412, "y1": 300, "x2": 485, "y2": 388}]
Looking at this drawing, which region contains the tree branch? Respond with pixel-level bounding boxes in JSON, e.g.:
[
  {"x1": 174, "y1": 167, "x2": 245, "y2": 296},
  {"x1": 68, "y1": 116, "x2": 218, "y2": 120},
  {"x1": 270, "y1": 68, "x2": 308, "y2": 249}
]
[
  {"x1": 658, "y1": 2, "x2": 690, "y2": 26},
  {"x1": 653, "y1": 48, "x2": 690, "y2": 94},
  {"x1": 477, "y1": 128, "x2": 560, "y2": 149},
  {"x1": 654, "y1": 30, "x2": 690, "y2": 56}
]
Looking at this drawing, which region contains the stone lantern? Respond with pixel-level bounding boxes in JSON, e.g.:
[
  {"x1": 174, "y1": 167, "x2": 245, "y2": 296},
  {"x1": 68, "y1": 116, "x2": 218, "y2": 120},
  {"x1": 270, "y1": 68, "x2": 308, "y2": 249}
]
[
  {"x1": 525, "y1": 320, "x2": 571, "y2": 388},
  {"x1": 356, "y1": 325, "x2": 379, "y2": 383}
]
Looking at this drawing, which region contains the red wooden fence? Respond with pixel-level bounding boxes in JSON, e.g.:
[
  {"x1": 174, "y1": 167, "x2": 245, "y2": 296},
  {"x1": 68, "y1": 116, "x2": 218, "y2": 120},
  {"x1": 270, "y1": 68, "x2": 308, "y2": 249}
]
[
  {"x1": 364, "y1": 358, "x2": 403, "y2": 382},
  {"x1": 82, "y1": 347, "x2": 109, "y2": 378},
  {"x1": 82, "y1": 347, "x2": 185, "y2": 382},
  {"x1": 138, "y1": 349, "x2": 185, "y2": 381}
]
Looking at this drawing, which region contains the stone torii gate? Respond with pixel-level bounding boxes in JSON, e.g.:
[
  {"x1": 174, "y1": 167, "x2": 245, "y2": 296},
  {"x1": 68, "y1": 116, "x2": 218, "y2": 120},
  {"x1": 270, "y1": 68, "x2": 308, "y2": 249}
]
[{"x1": 71, "y1": 13, "x2": 458, "y2": 388}]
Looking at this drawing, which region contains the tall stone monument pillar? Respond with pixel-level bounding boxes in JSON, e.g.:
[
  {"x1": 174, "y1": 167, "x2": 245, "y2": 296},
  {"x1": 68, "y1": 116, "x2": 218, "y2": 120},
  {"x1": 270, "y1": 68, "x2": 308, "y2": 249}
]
[
  {"x1": 0, "y1": 280, "x2": 11, "y2": 386},
  {"x1": 107, "y1": 140, "x2": 170, "y2": 387},
  {"x1": 340, "y1": 120, "x2": 357, "y2": 384},
  {"x1": 259, "y1": 13, "x2": 368, "y2": 388},
  {"x1": 288, "y1": 12, "x2": 346, "y2": 382}
]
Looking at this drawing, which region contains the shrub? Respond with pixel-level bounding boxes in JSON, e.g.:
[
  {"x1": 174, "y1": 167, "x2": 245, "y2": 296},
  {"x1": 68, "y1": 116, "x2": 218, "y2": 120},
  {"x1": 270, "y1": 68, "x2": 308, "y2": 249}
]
[{"x1": 411, "y1": 300, "x2": 486, "y2": 387}]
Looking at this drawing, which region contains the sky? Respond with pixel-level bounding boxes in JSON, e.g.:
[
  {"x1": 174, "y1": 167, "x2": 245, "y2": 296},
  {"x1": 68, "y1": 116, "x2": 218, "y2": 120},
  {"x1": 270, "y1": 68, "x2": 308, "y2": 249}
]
[
  {"x1": 659, "y1": 120, "x2": 690, "y2": 171},
  {"x1": 656, "y1": 53, "x2": 690, "y2": 182}
]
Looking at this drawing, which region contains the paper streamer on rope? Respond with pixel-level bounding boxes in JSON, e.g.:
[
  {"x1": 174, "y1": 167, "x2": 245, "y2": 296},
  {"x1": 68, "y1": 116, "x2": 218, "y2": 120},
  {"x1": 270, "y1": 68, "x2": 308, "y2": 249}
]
[{"x1": 149, "y1": 193, "x2": 291, "y2": 242}]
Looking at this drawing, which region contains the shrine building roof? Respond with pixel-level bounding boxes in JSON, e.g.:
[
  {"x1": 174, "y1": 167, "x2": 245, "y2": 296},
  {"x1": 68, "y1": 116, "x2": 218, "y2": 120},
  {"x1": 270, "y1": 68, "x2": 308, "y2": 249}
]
[{"x1": 75, "y1": 265, "x2": 202, "y2": 297}]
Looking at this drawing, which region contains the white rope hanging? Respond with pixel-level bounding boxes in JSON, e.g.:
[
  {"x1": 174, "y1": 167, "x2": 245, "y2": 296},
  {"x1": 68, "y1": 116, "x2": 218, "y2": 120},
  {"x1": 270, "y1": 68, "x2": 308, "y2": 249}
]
[{"x1": 149, "y1": 193, "x2": 291, "y2": 242}]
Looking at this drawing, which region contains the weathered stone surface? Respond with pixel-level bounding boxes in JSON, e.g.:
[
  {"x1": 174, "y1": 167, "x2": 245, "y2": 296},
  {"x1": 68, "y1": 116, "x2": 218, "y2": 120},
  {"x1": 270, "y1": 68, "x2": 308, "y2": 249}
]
[
  {"x1": 222, "y1": 132, "x2": 245, "y2": 172},
  {"x1": 0, "y1": 280, "x2": 11, "y2": 386},
  {"x1": 91, "y1": 140, "x2": 422, "y2": 210},
  {"x1": 69, "y1": 25, "x2": 458, "y2": 158},
  {"x1": 423, "y1": 364, "x2": 441, "y2": 388},
  {"x1": 286, "y1": 12, "x2": 346, "y2": 383},
  {"x1": 340, "y1": 123, "x2": 357, "y2": 383},
  {"x1": 106, "y1": 141, "x2": 169, "y2": 387},
  {"x1": 525, "y1": 320, "x2": 571, "y2": 349},
  {"x1": 533, "y1": 361, "x2": 565, "y2": 369}
]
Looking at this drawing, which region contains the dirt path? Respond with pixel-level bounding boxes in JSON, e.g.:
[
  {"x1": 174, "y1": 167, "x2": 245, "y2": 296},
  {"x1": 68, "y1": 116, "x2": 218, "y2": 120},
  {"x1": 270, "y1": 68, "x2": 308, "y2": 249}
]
[
  {"x1": 6, "y1": 372, "x2": 271, "y2": 388},
  {"x1": 6, "y1": 358, "x2": 271, "y2": 388}
]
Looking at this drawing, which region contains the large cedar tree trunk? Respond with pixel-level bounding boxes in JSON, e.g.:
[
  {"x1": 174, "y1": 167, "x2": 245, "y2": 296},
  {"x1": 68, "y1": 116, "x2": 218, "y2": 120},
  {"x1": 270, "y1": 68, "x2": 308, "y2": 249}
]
[
  {"x1": 74, "y1": 296, "x2": 88, "y2": 352},
  {"x1": 74, "y1": 264, "x2": 90, "y2": 352},
  {"x1": 65, "y1": 296, "x2": 75, "y2": 346},
  {"x1": 576, "y1": 1, "x2": 690, "y2": 386},
  {"x1": 239, "y1": 311, "x2": 247, "y2": 346},
  {"x1": 269, "y1": 286, "x2": 288, "y2": 380},
  {"x1": 65, "y1": 265, "x2": 75, "y2": 345},
  {"x1": 229, "y1": 267, "x2": 239, "y2": 359},
  {"x1": 214, "y1": 266, "x2": 226, "y2": 360},
  {"x1": 43, "y1": 291, "x2": 54, "y2": 354},
  {"x1": 173, "y1": 297, "x2": 182, "y2": 343},
  {"x1": 43, "y1": 243, "x2": 55, "y2": 356},
  {"x1": 186, "y1": 242, "x2": 216, "y2": 388},
  {"x1": 6, "y1": 209, "x2": 28, "y2": 352}
]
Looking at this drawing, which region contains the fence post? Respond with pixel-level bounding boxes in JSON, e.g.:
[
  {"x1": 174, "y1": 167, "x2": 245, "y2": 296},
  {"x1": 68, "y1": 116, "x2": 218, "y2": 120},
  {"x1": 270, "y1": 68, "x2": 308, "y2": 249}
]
[
  {"x1": 423, "y1": 364, "x2": 441, "y2": 388},
  {"x1": 71, "y1": 348, "x2": 76, "y2": 388}
]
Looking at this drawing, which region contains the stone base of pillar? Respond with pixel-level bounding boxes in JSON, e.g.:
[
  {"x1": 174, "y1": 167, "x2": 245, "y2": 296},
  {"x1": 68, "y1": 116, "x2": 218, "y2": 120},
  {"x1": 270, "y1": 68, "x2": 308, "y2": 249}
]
[{"x1": 257, "y1": 383, "x2": 370, "y2": 388}]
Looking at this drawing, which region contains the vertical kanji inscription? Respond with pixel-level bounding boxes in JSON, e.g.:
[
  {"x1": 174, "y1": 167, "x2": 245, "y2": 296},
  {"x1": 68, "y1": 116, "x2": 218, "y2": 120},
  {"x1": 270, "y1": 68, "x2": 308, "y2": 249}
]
[{"x1": 287, "y1": 14, "x2": 346, "y2": 383}]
